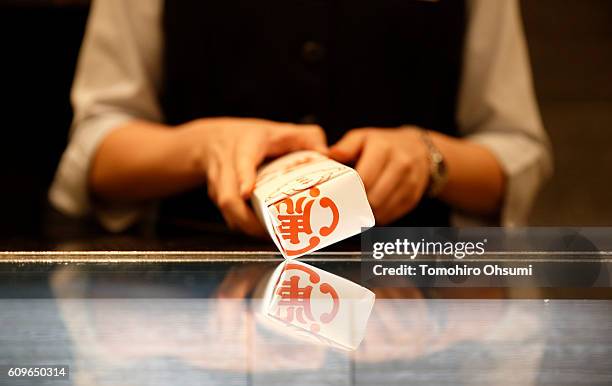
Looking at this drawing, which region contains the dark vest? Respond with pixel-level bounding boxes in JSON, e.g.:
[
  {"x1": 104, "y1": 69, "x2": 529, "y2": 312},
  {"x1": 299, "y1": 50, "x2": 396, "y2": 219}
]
[{"x1": 159, "y1": 0, "x2": 466, "y2": 228}]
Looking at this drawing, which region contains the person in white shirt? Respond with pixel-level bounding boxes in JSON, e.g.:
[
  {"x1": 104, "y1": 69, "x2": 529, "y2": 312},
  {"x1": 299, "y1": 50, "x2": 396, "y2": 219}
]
[{"x1": 49, "y1": 0, "x2": 552, "y2": 235}]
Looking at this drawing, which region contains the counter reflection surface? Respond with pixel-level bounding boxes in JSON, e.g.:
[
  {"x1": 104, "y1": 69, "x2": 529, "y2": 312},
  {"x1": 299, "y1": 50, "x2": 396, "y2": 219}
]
[{"x1": 0, "y1": 253, "x2": 611, "y2": 386}]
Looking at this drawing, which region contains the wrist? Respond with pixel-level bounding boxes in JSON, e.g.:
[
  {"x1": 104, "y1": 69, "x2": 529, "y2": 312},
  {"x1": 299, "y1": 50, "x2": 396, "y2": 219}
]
[{"x1": 173, "y1": 121, "x2": 210, "y2": 182}]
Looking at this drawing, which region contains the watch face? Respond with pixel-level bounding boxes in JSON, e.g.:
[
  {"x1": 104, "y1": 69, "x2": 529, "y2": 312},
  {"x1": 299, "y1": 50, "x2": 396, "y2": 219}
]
[
  {"x1": 428, "y1": 151, "x2": 447, "y2": 197},
  {"x1": 432, "y1": 152, "x2": 444, "y2": 166},
  {"x1": 419, "y1": 129, "x2": 447, "y2": 197}
]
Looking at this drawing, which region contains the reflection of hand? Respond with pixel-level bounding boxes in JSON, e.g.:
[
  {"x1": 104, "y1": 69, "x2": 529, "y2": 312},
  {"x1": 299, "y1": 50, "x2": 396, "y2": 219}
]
[
  {"x1": 214, "y1": 263, "x2": 271, "y2": 299},
  {"x1": 181, "y1": 117, "x2": 328, "y2": 236},
  {"x1": 188, "y1": 264, "x2": 326, "y2": 371},
  {"x1": 51, "y1": 265, "x2": 326, "y2": 375},
  {"x1": 425, "y1": 288, "x2": 507, "y2": 352},
  {"x1": 354, "y1": 287, "x2": 508, "y2": 363},
  {"x1": 355, "y1": 287, "x2": 431, "y2": 362},
  {"x1": 330, "y1": 127, "x2": 429, "y2": 225}
]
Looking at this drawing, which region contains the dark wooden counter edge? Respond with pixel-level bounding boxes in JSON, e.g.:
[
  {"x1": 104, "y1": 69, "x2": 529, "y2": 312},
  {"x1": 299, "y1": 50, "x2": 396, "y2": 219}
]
[
  {"x1": 0, "y1": 251, "x2": 611, "y2": 263},
  {"x1": 0, "y1": 251, "x2": 354, "y2": 263}
]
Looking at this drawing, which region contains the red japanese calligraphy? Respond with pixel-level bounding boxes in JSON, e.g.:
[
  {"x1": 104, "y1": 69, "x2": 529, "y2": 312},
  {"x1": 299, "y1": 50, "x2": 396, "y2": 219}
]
[
  {"x1": 275, "y1": 187, "x2": 340, "y2": 256},
  {"x1": 275, "y1": 263, "x2": 340, "y2": 333}
]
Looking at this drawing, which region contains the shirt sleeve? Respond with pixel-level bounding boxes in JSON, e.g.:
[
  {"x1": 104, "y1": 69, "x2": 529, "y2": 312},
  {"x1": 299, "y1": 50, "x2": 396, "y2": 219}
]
[
  {"x1": 48, "y1": 0, "x2": 163, "y2": 232},
  {"x1": 455, "y1": 0, "x2": 553, "y2": 226}
]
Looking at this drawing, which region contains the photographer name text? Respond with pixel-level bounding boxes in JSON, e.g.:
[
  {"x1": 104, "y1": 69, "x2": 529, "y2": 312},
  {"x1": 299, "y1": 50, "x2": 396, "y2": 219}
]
[{"x1": 372, "y1": 263, "x2": 533, "y2": 277}]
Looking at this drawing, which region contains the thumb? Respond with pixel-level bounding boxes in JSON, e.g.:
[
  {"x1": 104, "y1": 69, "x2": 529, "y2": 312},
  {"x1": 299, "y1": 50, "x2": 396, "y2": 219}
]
[
  {"x1": 269, "y1": 124, "x2": 329, "y2": 156},
  {"x1": 300, "y1": 125, "x2": 329, "y2": 155},
  {"x1": 329, "y1": 130, "x2": 367, "y2": 163}
]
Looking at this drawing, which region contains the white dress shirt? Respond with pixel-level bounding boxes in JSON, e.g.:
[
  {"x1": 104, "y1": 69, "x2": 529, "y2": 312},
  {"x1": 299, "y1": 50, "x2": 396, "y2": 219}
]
[{"x1": 49, "y1": 0, "x2": 553, "y2": 232}]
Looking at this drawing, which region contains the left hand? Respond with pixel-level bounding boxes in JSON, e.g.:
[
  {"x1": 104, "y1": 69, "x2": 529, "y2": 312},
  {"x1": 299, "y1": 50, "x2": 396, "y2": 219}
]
[{"x1": 329, "y1": 126, "x2": 430, "y2": 225}]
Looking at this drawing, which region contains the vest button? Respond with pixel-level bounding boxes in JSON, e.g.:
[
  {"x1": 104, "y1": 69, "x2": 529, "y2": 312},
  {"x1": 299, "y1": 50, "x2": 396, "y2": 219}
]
[{"x1": 302, "y1": 41, "x2": 325, "y2": 64}]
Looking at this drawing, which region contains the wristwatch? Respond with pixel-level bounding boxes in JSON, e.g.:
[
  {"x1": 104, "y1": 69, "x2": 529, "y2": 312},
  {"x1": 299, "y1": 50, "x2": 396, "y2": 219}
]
[{"x1": 420, "y1": 129, "x2": 448, "y2": 197}]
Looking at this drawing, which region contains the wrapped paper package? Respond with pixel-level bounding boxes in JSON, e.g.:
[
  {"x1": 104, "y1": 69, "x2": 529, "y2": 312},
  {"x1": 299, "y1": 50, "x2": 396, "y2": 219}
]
[
  {"x1": 252, "y1": 151, "x2": 375, "y2": 259},
  {"x1": 258, "y1": 260, "x2": 375, "y2": 351}
]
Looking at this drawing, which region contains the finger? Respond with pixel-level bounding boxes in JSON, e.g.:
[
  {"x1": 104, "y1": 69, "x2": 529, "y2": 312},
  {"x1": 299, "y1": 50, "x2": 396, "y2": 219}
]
[
  {"x1": 216, "y1": 159, "x2": 267, "y2": 236},
  {"x1": 375, "y1": 172, "x2": 423, "y2": 225},
  {"x1": 355, "y1": 138, "x2": 390, "y2": 191},
  {"x1": 228, "y1": 201, "x2": 267, "y2": 237},
  {"x1": 216, "y1": 265, "x2": 269, "y2": 299},
  {"x1": 235, "y1": 133, "x2": 266, "y2": 198},
  {"x1": 206, "y1": 157, "x2": 220, "y2": 203},
  {"x1": 215, "y1": 157, "x2": 242, "y2": 228},
  {"x1": 375, "y1": 192, "x2": 410, "y2": 225},
  {"x1": 215, "y1": 160, "x2": 238, "y2": 230},
  {"x1": 329, "y1": 130, "x2": 367, "y2": 164},
  {"x1": 218, "y1": 195, "x2": 267, "y2": 237},
  {"x1": 367, "y1": 155, "x2": 407, "y2": 210}
]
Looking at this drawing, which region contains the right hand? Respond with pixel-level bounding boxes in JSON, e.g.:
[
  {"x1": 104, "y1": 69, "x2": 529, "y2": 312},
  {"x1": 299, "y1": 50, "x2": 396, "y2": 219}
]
[{"x1": 179, "y1": 117, "x2": 328, "y2": 237}]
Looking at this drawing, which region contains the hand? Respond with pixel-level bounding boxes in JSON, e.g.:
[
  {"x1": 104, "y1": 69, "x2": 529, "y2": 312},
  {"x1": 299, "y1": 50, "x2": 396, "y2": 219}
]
[
  {"x1": 329, "y1": 127, "x2": 430, "y2": 225},
  {"x1": 179, "y1": 117, "x2": 328, "y2": 236},
  {"x1": 355, "y1": 287, "x2": 430, "y2": 362}
]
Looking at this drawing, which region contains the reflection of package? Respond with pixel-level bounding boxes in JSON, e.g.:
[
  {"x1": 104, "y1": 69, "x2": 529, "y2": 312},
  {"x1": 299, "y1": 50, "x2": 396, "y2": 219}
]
[
  {"x1": 252, "y1": 151, "x2": 375, "y2": 259},
  {"x1": 259, "y1": 260, "x2": 375, "y2": 351}
]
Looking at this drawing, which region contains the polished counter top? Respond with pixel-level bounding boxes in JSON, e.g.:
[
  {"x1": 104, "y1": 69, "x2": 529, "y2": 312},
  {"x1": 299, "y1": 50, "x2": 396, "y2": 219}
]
[
  {"x1": 1, "y1": 216, "x2": 611, "y2": 385},
  {"x1": 1, "y1": 254, "x2": 611, "y2": 386}
]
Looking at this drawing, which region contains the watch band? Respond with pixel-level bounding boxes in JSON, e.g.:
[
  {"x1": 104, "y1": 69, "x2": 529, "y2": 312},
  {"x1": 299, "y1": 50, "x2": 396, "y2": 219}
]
[{"x1": 419, "y1": 129, "x2": 448, "y2": 197}]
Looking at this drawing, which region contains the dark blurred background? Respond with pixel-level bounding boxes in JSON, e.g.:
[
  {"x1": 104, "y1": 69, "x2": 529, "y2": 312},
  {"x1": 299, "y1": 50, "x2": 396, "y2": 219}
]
[
  {"x1": 522, "y1": 0, "x2": 612, "y2": 226},
  {"x1": 0, "y1": 0, "x2": 610, "y2": 239}
]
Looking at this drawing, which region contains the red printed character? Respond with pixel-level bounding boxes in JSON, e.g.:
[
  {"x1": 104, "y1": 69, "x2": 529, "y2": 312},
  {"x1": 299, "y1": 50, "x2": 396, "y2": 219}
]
[
  {"x1": 274, "y1": 187, "x2": 339, "y2": 256},
  {"x1": 274, "y1": 263, "x2": 340, "y2": 333}
]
